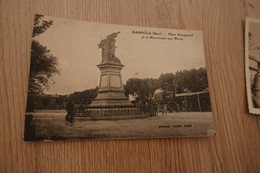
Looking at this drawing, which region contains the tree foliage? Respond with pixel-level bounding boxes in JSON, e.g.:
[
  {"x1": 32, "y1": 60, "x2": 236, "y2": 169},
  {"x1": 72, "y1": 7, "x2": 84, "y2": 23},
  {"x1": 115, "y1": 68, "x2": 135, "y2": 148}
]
[
  {"x1": 69, "y1": 87, "x2": 98, "y2": 104},
  {"x1": 159, "y1": 73, "x2": 175, "y2": 92},
  {"x1": 33, "y1": 14, "x2": 53, "y2": 37},
  {"x1": 124, "y1": 78, "x2": 160, "y2": 101},
  {"x1": 124, "y1": 68, "x2": 208, "y2": 102},
  {"x1": 28, "y1": 14, "x2": 59, "y2": 95},
  {"x1": 174, "y1": 68, "x2": 208, "y2": 93}
]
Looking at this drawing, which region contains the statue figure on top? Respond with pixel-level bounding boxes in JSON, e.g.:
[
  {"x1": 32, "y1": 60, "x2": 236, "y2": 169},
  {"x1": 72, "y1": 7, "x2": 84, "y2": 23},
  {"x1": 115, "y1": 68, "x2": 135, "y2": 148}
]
[{"x1": 98, "y1": 32, "x2": 121, "y2": 64}]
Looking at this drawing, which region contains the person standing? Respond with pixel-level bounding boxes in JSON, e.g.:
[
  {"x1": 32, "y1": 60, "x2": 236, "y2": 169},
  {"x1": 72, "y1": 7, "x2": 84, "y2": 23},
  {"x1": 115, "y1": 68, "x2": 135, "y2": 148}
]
[
  {"x1": 154, "y1": 103, "x2": 158, "y2": 116},
  {"x1": 175, "y1": 101, "x2": 179, "y2": 113},
  {"x1": 163, "y1": 103, "x2": 167, "y2": 116}
]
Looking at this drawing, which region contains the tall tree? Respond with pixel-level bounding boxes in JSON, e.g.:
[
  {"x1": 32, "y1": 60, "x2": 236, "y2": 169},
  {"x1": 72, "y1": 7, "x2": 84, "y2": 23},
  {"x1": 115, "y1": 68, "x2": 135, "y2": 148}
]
[
  {"x1": 124, "y1": 78, "x2": 143, "y2": 100},
  {"x1": 124, "y1": 78, "x2": 160, "y2": 101},
  {"x1": 144, "y1": 78, "x2": 161, "y2": 98},
  {"x1": 159, "y1": 73, "x2": 175, "y2": 104},
  {"x1": 28, "y1": 14, "x2": 59, "y2": 96},
  {"x1": 69, "y1": 87, "x2": 98, "y2": 104},
  {"x1": 174, "y1": 68, "x2": 208, "y2": 93},
  {"x1": 159, "y1": 73, "x2": 175, "y2": 92}
]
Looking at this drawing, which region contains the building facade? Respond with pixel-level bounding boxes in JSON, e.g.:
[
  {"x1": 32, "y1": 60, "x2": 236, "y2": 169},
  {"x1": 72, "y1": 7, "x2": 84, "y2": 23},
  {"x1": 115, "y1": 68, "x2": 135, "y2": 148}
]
[{"x1": 153, "y1": 88, "x2": 211, "y2": 112}]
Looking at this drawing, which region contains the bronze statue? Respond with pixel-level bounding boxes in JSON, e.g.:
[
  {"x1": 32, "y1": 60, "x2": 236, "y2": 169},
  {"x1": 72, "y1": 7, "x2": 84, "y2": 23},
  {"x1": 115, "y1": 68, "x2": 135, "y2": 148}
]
[{"x1": 98, "y1": 32, "x2": 121, "y2": 64}]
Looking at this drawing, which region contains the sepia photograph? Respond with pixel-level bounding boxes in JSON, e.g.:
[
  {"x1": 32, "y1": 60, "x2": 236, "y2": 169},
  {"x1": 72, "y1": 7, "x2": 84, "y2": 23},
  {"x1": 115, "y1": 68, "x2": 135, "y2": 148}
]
[
  {"x1": 24, "y1": 14, "x2": 215, "y2": 141},
  {"x1": 245, "y1": 17, "x2": 260, "y2": 114}
]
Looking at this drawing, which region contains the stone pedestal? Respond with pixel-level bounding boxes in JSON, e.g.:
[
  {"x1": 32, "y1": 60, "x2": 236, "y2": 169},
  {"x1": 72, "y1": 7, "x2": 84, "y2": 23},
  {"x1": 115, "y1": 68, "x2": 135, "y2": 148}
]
[{"x1": 87, "y1": 62, "x2": 137, "y2": 117}]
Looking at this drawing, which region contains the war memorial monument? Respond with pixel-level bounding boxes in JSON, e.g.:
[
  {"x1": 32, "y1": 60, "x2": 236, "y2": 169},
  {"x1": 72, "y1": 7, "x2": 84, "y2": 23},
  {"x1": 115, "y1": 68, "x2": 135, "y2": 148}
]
[{"x1": 85, "y1": 32, "x2": 138, "y2": 117}]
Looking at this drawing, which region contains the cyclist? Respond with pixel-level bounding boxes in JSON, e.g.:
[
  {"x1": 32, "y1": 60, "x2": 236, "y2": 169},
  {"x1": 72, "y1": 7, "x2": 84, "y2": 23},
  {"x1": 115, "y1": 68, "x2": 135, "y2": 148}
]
[{"x1": 65, "y1": 100, "x2": 74, "y2": 124}]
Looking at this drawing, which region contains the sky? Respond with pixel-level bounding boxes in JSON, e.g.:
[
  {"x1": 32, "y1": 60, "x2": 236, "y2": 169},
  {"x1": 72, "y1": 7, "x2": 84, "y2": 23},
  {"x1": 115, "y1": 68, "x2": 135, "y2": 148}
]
[{"x1": 34, "y1": 15, "x2": 206, "y2": 95}]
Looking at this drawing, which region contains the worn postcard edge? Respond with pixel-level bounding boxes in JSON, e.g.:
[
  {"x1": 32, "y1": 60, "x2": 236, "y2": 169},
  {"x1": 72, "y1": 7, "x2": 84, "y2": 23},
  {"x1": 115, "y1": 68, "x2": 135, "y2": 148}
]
[{"x1": 245, "y1": 17, "x2": 260, "y2": 115}]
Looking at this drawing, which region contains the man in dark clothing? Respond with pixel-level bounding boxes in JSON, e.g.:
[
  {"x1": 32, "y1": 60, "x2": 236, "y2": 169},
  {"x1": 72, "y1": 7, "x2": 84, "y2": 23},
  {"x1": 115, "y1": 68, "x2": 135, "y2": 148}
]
[
  {"x1": 154, "y1": 103, "x2": 158, "y2": 116},
  {"x1": 65, "y1": 100, "x2": 74, "y2": 125},
  {"x1": 66, "y1": 100, "x2": 74, "y2": 115}
]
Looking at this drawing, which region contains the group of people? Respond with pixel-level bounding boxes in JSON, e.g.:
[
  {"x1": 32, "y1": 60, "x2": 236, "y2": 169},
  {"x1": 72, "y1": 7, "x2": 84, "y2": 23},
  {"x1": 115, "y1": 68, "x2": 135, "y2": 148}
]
[
  {"x1": 136, "y1": 100, "x2": 158, "y2": 116},
  {"x1": 136, "y1": 99, "x2": 180, "y2": 116}
]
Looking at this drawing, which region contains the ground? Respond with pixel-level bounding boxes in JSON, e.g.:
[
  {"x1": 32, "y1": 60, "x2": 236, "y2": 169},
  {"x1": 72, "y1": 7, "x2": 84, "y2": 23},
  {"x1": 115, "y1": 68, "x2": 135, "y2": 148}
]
[{"x1": 24, "y1": 112, "x2": 215, "y2": 141}]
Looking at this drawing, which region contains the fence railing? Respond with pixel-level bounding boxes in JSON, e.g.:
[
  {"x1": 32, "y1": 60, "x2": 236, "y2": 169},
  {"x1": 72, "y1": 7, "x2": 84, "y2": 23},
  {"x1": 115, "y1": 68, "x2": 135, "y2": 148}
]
[{"x1": 75, "y1": 107, "x2": 141, "y2": 117}]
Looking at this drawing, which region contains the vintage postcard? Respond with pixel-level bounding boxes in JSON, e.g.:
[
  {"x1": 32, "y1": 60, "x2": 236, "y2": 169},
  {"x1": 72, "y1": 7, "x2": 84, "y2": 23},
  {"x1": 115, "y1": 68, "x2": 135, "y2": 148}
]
[
  {"x1": 245, "y1": 17, "x2": 260, "y2": 114},
  {"x1": 24, "y1": 14, "x2": 215, "y2": 141}
]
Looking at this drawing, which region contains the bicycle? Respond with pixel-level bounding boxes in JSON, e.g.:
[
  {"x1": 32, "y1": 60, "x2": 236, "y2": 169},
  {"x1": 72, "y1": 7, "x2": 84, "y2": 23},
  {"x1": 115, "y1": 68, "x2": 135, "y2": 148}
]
[{"x1": 65, "y1": 113, "x2": 75, "y2": 126}]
